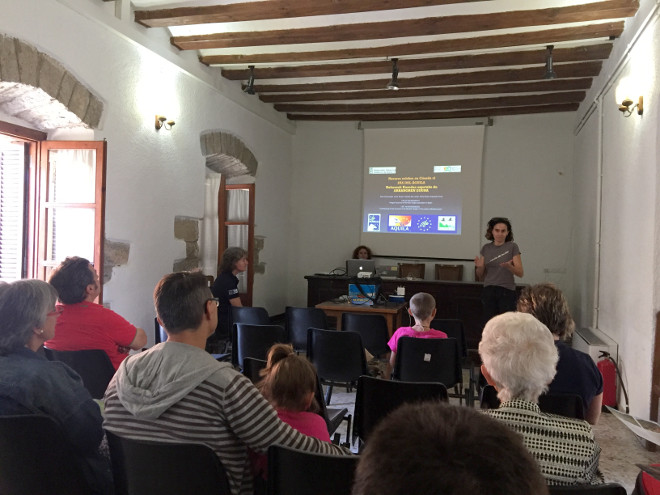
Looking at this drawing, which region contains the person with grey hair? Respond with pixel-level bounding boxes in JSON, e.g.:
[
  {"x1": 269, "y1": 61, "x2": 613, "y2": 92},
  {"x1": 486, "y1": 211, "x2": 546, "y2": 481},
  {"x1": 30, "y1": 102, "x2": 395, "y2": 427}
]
[
  {"x1": 0, "y1": 279, "x2": 111, "y2": 494},
  {"x1": 479, "y1": 311, "x2": 603, "y2": 486},
  {"x1": 104, "y1": 271, "x2": 350, "y2": 495},
  {"x1": 209, "y1": 246, "x2": 248, "y2": 351}
]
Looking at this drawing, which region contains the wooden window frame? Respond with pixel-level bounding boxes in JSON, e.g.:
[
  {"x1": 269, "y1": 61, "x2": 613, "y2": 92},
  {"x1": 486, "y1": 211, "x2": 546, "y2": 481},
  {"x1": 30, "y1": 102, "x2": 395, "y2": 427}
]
[{"x1": 217, "y1": 181, "x2": 255, "y2": 306}]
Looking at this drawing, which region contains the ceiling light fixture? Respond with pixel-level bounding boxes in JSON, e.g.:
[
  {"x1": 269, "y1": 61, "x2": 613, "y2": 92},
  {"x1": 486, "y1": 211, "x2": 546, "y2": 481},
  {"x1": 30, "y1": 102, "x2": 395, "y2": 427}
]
[
  {"x1": 155, "y1": 115, "x2": 175, "y2": 130},
  {"x1": 618, "y1": 96, "x2": 643, "y2": 117},
  {"x1": 243, "y1": 65, "x2": 256, "y2": 95},
  {"x1": 386, "y1": 58, "x2": 399, "y2": 91},
  {"x1": 543, "y1": 45, "x2": 557, "y2": 80}
]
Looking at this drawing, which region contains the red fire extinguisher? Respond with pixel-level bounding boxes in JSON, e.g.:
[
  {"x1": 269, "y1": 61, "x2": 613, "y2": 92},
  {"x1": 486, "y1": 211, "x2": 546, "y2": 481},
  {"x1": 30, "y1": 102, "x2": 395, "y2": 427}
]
[{"x1": 597, "y1": 351, "x2": 629, "y2": 413}]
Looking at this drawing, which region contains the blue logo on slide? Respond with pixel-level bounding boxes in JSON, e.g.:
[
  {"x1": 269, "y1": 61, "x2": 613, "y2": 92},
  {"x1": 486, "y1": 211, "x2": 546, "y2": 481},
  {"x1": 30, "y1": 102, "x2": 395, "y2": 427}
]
[{"x1": 367, "y1": 214, "x2": 380, "y2": 231}]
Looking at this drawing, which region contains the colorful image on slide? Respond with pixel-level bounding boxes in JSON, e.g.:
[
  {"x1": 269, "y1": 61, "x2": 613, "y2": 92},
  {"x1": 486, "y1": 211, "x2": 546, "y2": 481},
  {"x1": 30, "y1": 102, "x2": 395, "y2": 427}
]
[
  {"x1": 389, "y1": 215, "x2": 411, "y2": 226},
  {"x1": 387, "y1": 214, "x2": 458, "y2": 234},
  {"x1": 438, "y1": 216, "x2": 456, "y2": 232},
  {"x1": 367, "y1": 214, "x2": 380, "y2": 231}
]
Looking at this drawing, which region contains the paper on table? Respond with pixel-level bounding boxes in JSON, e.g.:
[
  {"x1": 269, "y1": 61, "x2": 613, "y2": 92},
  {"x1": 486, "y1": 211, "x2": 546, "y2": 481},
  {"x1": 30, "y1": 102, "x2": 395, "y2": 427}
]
[{"x1": 605, "y1": 406, "x2": 660, "y2": 446}]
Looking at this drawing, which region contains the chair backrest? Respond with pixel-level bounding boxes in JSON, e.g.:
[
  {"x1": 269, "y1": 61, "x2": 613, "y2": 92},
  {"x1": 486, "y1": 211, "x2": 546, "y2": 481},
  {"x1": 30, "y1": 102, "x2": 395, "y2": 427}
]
[
  {"x1": 105, "y1": 430, "x2": 231, "y2": 495},
  {"x1": 267, "y1": 444, "x2": 359, "y2": 495},
  {"x1": 242, "y1": 356, "x2": 267, "y2": 383},
  {"x1": 398, "y1": 263, "x2": 425, "y2": 279},
  {"x1": 430, "y1": 318, "x2": 468, "y2": 359},
  {"x1": 341, "y1": 313, "x2": 390, "y2": 357},
  {"x1": 480, "y1": 385, "x2": 586, "y2": 420},
  {"x1": 435, "y1": 264, "x2": 464, "y2": 281},
  {"x1": 231, "y1": 306, "x2": 270, "y2": 326},
  {"x1": 548, "y1": 483, "x2": 627, "y2": 494},
  {"x1": 353, "y1": 375, "x2": 448, "y2": 445},
  {"x1": 392, "y1": 337, "x2": 461, "y2": 387},
  {"x1": 538, "y1": 393, "x2": 585, "y2": 420},
  {"x1": 0, "y1": 414, "x2": 93, "y2": 495},
  {"x1": 307, "y1": 328, "x2": 367, "y2": 384},
  {"x1": 285, "y1": 306, "x2": 328, "y2": 351},
  {"x1": 154, "y1": 317, "x2": 167, "y2": 344},
  {"x1": 232, "y1": 323, "x2": 286, "y2": 369},
  {"x1": 43, "y1": 347, "x2": 115, "y2": 399}
]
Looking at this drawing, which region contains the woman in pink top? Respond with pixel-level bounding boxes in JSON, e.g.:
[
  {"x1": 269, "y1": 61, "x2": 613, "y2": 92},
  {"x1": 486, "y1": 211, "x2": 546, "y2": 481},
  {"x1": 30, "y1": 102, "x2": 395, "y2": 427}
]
[
  {"x1": 251, "y1": 343, "x2": 330, "y2": 485},
  {"x1": 386, "y1": 292, "x2": 447, "y2": 378}
]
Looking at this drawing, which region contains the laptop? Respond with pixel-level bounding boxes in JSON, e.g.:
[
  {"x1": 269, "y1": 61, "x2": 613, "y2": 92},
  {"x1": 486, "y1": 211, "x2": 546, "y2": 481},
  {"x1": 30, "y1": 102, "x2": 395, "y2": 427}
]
[{"x1": 346, "y1": 259, "x2": 376, "y2": 277}]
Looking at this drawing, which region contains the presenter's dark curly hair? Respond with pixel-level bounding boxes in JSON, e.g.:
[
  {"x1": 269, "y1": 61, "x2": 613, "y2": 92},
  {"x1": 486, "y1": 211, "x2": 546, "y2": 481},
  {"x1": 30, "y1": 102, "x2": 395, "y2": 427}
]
[
  {"x1": 352, "y1": 245, "x2": 372, "y2": 259},
  {"x1": 485, "y1": 217, "x2": 514, "y2": 242}
]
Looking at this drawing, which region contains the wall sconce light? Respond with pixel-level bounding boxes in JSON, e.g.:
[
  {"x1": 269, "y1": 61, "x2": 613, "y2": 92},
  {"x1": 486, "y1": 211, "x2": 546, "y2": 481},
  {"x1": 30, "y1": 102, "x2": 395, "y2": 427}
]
[
  {"x1": 243, "y1": 65, "x2": 256, "y2": 95},
  {"x1": 543, "y1": 45, "x2": 557, "y2": 79},
  {"x1": 386, "y1": 58, "x2": 399, "y2": 90},
  {"x1": 155, "y1": 115, "x2": 175, "y2": 130},
  {"x1": 618, "y1": 96, "x2": 643, "y2": 117}
]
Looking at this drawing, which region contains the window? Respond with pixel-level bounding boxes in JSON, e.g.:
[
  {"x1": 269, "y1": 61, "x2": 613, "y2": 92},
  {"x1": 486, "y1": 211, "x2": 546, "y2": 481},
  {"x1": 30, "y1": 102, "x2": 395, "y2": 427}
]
[
  {"x1": 0, "y1": 121, "x2": 106, "y2": 299},
  {"x1": 218, "y1": 181, "x2": 255, "y2": 306}
]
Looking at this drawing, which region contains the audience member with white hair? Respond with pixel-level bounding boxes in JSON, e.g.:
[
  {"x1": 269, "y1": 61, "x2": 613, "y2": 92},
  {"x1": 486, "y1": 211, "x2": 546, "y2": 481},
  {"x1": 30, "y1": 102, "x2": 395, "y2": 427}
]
[{"x1": 479, "y1": 311, "x2": 603, "y2": 486}]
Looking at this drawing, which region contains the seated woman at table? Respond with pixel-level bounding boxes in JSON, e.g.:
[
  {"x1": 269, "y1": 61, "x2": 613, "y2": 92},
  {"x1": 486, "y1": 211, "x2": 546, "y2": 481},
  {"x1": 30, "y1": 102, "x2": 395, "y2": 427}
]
[
  {"x1": 353, "y1": 245, "x2": 372, "y2": 260},
  {"x1": 0, "y1": 279, "x2": 111, "y2": 494},
  {"x1": 517, "y1": 283, "x2": 603, "y2": 425},
  {"x1": 386, "y1": 292, "x2": 447, "y2": 378}
]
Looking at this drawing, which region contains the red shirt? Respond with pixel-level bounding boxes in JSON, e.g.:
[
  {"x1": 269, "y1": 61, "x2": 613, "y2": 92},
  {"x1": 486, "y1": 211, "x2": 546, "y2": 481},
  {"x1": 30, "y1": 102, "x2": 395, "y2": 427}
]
[{"x1": 45, "y1": 302, "x2": 138, "y2": 370}]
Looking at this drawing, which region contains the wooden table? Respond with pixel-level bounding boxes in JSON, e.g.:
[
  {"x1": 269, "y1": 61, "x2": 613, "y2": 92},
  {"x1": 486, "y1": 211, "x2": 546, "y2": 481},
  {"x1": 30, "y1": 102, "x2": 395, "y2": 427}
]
[{"x1": 315, "y1": 300, "x2": 407, "y2": 337}]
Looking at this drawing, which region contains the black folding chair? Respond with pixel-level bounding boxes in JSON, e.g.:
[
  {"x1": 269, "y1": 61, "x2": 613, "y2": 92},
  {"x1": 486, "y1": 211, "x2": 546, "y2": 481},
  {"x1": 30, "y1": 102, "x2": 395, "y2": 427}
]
[
  {"x1": 353, "y1": 375, "x2": 447, "y2": 451},
  {"x1": 43, "y1": 347, "x2": 115, "y2": 399},
  {"x1": 232, "y1": 323, "x2": 286, "y2": 369},
  {"x1": 307, "y1": 328, "x2": 367, "y2": 404},
  {"x1": 0, "y1": 414, "x2": 95, "y2": 495},
  {"x1": 341, "y1": 313, "x2": 390, "y2": 358},
  {"x1": 480, "y1": 385, "x2": 585, "y2": 420},
  {"x1": 106, "y1": 430, "x2": 230, "y2": 495},
  {"x1": 548, "y1": 483, "x2": 626, "y2": 494},
  {"x1": 285, "y1": 306, "x2": 328, "y2": 352},
  {"x1": 392, "y1": 337, "x2": 465, "y2": 404},
  {"x1": 267, "y1": 444, "x2": 359, "y2": 495}
]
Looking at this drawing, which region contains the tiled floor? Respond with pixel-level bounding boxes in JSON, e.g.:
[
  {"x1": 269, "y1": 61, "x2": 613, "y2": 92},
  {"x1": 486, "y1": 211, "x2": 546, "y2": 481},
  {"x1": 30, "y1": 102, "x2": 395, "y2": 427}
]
[{"x1": 327, "y1": 387, "x2": 658, "y2": 494}]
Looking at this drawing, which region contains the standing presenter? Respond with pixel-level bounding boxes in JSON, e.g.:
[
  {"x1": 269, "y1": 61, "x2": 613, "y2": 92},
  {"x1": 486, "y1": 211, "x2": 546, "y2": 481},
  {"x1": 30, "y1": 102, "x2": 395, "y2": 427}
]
[{"x1": 474, "y1": 217, "x2": 524, "y2": 322}]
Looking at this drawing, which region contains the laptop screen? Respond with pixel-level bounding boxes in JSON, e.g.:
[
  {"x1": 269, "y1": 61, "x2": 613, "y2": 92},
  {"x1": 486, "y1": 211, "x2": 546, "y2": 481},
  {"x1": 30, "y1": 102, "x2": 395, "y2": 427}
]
[{"x1": 346, "y1": 259, "x2": 376, "y2": 277}]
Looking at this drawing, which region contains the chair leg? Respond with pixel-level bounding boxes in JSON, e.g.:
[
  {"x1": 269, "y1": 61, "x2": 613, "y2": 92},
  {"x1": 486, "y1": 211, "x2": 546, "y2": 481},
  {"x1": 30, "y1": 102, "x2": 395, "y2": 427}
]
[{"x1": 325, "y1": 384, "x2": 333, "y2": 405}]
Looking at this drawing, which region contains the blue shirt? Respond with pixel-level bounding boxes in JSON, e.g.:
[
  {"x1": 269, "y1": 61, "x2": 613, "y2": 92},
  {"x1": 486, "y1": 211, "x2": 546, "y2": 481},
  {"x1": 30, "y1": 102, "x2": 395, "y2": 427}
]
[
  {"x1": 548, "y1": 340, "x2": 603, "y2": 412},
  {"x1": 0, "y1": 347, "x2": 110, "y2": 492}
]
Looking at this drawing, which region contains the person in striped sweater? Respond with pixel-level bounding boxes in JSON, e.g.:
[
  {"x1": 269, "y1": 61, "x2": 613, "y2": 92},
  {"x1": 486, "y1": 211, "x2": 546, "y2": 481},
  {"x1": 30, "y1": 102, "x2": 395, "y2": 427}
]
[{"x1": 104, "y1": 271, "x2": 350, "y2": 495}]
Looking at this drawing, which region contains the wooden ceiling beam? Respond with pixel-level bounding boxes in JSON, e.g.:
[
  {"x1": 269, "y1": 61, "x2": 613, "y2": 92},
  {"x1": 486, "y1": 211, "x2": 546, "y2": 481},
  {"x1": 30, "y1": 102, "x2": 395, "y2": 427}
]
[
  {"x1": 273, "y1": 91, "x2": 585, "y2": 113},
  {"x1": 222, "y1": 44, "x2": 611, "y2": 80},
  {"x1": 135, "y1": 0, "x2": 485, "y2": 28},
  {"x1": 286, "y1": 103, "x2": 581, "y2": 121},
  {"x1": 251, "y1": 61, "x2": 602, "y2": 92},
  {"x1": 172, "y1": 0, "x2": 637, "y2": 50},
  {"x1": 258, "y1": 79, "x2": 593, "y2": 103},
  {"x1": 200, "y1": 22, "x2": 623, "y2": 65}
]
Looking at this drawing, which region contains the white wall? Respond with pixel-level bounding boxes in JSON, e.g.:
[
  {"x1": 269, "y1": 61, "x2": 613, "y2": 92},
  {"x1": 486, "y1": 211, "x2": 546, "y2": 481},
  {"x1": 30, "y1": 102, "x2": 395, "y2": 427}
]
[
  {"x1": 288, "y1": 114, "x2": 576, "y2": 306},
  {"x1": 1, "y1": 0, "x2": 295, "y2": 341},
  {"x1": 571, "y1": 0, "x2": 660, "y2": 417}
]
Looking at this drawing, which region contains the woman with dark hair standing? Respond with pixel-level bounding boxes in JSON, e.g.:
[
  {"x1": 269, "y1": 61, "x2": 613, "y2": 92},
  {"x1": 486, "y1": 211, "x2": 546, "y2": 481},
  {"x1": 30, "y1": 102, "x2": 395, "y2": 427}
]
[{"x1": 474, "y1": 217, "x2": 524, "y2": 322}]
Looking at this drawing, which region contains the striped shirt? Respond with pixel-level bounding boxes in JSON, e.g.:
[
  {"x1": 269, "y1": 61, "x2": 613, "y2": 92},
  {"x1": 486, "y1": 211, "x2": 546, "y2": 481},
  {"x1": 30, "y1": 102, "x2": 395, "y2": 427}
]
[
  {"x1": 103, "y1": 342, "x2": 349, "y2": 495},
  {"x1": 486, "y1": 399, "x2": 603, "y2": 486}
]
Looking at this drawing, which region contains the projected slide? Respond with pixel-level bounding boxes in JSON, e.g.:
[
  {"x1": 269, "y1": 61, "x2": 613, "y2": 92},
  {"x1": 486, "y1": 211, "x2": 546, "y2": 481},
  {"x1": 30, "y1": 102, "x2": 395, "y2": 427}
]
[
  {"x1": 363, "y1": 165, "x2": 462, "y2": 235},
  {"x1": 361, "y1": 126, "x2": 484, "y2": 259}
]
